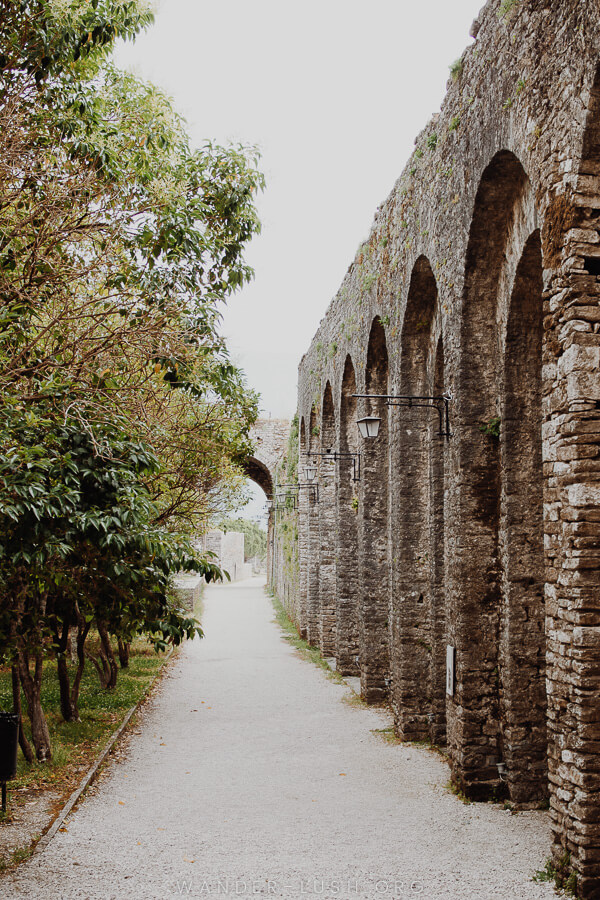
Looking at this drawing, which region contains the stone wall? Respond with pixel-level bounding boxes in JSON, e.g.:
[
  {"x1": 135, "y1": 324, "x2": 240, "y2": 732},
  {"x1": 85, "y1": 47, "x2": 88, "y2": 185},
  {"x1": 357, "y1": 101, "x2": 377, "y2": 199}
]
[
  {"x1": 202, "y1": 530, "x2": 246, "y2": 582},
  {"x1": 243, "y1": 417, "x2": 290, "y2": 591},
  {"x1": 244, "y1": 418, "x2": 291, "y2": 500},
  {"x1": 269, "y1": 417, "x2": 301, "y2": 624},
  {"x1": 269, "y1": 0, "x2": 600, "y2": 894}
]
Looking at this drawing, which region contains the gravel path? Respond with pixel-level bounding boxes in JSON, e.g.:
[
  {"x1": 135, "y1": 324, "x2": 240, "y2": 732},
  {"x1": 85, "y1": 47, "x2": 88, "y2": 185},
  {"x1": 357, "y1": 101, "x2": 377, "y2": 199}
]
[{"x1": 3, "y1": 577, "x2": 556, "y2": 899}]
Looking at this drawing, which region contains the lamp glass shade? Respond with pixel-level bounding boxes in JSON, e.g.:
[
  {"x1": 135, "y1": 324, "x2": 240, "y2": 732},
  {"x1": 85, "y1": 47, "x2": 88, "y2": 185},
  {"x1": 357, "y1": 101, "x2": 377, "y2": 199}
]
[
  {"x1": 357, "y1": 415, "x2": 381, "y2": 438},
  {"x1": 303, "y1": 465, "x2": 317, "y2": 482}
]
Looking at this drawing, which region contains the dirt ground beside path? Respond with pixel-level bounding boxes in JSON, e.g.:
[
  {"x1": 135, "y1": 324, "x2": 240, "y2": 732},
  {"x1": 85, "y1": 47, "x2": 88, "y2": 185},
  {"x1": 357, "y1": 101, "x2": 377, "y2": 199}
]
[{"x1": 2, "y1": 577, "x2": 556, "y2": 899}]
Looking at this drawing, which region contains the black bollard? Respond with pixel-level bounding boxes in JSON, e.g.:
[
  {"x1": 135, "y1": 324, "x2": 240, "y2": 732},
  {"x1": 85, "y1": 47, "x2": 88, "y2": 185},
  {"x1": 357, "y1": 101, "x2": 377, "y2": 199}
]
[{"x1": 0, "y1": 712, "x2": 19, "y2": 814}]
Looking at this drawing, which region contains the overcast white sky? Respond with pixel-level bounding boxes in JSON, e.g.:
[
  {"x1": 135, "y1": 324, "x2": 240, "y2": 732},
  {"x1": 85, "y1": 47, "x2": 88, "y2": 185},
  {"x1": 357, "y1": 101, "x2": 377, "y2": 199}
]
[
  {"x1": 114, "y1": 0, "x2": 484, "y2": 519},
  {"x1": 114, "y1": 0, "x2": 485, "y2": 418}
]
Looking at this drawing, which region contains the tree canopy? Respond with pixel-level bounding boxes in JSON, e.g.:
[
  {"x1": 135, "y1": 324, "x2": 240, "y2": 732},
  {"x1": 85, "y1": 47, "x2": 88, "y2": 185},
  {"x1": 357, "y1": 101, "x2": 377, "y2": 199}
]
[
  {"x1": 0, "y1": 0, "x2": 264, "y2": 759},
  {"x1": 219, "y1": 517, "x2": 268, "y2": 561}
]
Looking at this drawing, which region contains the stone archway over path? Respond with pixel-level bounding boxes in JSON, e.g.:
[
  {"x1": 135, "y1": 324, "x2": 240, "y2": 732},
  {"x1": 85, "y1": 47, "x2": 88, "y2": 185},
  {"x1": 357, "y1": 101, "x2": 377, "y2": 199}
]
[
  {"x1": 244, "y1": 418, "x2": 290, "y2": 501},
  {"x1": 244, "y1": 418, "x2": 289, "y2": 581}
]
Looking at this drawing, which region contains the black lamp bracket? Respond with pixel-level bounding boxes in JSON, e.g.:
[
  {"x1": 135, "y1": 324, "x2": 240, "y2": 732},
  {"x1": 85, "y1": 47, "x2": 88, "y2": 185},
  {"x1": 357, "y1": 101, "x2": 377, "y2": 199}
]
[
  {"x1": 274, "y1": 483, "x2": 319, "y2": 508},
  {"x1": 305, "y1": 449, "x2": 361, "y2": 482},
  {"x1": 352, "y1": 393, "x2": 453, "y2": 439}
]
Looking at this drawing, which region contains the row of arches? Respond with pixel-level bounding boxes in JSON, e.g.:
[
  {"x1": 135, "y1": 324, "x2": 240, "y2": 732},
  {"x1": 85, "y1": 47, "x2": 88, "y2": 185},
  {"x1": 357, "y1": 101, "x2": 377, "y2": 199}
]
[
  {"x1": 265, "y1": 39, "x2": 600, "y2": 893},
  {"x1": 291, "y1": 149, "x2": 546, "y2": 806}
]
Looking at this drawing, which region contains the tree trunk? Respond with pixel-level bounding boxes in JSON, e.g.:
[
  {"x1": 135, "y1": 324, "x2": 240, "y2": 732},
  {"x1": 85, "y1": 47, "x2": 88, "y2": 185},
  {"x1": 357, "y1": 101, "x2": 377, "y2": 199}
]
[
  {"x1": 56, "y1": 655, "x2": 77, "y2": 722},
  {"x1": 18, "y1": 648, "x2": 52, "y2": 762},
  {"x1": 97, "y1": 620, "x2": 118, "y2": 690},
  {"x1": 52, "y1": 618, "x2": 78, "y2": 722},
  {"x1": 70, "y1": 616, "x2": 91, "y2": 721},
  {"x1": 11, "y1": 665, "x2": 33, "y2": 764},
  {"x1": 69, "y1": 628, "x2": 78, "y2": 665},
  {"x1": 85, "y1": 647, "x2": 111, "y2": 688},
  {"x1": 9, "y1": 581, "x2": 34, "y2": 762},
  {"x1": 117, "y1": 640, "x2": 130, "y2": 668}
]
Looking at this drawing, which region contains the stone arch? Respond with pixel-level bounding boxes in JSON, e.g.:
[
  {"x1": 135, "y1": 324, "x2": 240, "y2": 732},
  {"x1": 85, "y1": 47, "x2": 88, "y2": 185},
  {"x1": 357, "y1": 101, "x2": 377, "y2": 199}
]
[
  {"x1": 450, "y1": 150, "x2": 541, "y2": 800},
  {"x1": 391, "y1": 256, "x2": 442, "y2": 742},
  {"x1": 336, "y1": 355, "x2": 360, "y2": 674},
  {"x1": 573, "y1": 60, "x2": 600, "y2": 282},
  {"x1": 242, "y1": 457, "x2": 273, "y2": 499},
  {"x1": 318, "y1": 382, "x2": 337, "y2": 654},
  {"x1": 358, "y1": 316, "x2": 390, "y2": 702},
  {"x1": 429, "y1": 333, "x2": 447, "y2": 747},
  {"x1": 245, "y1": 419, "x2": 289, "y2": 594},
  {"x1": 246, "y1": 419, "x2": 290, "y2": 501},
  {"x1": 291, "y1": 8, "x2": 600, "y2": 888},
  {"x1": 581, "y1": 63, "x2": 600, "y2": 171},
  {"x1": 499, "y1": 229, "x2": 546, "y2": 802}
]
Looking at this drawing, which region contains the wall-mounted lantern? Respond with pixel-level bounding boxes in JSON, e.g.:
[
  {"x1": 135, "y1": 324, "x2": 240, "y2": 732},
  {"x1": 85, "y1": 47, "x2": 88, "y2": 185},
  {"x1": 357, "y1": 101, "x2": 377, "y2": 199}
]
[
  {"x1": 356, "y1": 416, "x2": 381, "y2": 439},
  {"x1": 303, "y1": 464, "x2": 318, "y2": 482},
  {"x1": 354, "y1": 393, "x2": 453, "y2": 439}
]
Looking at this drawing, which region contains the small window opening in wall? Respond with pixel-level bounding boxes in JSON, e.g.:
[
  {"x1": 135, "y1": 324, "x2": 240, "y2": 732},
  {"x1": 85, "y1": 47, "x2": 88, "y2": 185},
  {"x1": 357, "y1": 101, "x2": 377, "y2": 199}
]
[
  {"x1": 583, "y1": 256, "x2": 600, "y2": 276},
  {"x1": 417, "y1": 594, "x2": 424, "y2": 604}
]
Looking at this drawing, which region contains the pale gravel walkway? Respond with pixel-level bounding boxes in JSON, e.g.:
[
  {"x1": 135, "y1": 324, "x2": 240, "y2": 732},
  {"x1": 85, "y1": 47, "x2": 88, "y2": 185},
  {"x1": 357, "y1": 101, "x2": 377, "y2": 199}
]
[{"x1": 3, "y1": 578, "x2": 556, "y2": 900}]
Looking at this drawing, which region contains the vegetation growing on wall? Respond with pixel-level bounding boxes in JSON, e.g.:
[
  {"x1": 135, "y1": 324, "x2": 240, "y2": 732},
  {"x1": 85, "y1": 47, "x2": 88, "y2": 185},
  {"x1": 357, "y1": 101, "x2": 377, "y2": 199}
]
[{"x1": 271, "y1": 415, "x2": 300, "y2": 614}]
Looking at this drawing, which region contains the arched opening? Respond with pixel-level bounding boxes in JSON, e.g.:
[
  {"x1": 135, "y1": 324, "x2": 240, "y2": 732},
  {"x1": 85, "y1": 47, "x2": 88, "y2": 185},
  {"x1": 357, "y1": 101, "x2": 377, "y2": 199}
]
[
  {"x1": 499, "y1": 230, "x2": 546, "y2": 803},
  {"x1": 215, "y1": 460, "x2": 270, "y2": 585},
  {"x1": 319, "y1": 383, "x2": 337, "y2": 655},
  {"x1": 429, "y1": 335, "x2": 447, "y2": 747},
  {"x1": 358, "y1": 317, "x2": 390, "y2": 702},
  {"x1": 306, "y1": 404, "x2": 321, "y2": 646},
  {"x1": 336, "y1": 356, "x2": 360, "y2": 674},
  {"x1": 452, "y1": 149, "x2": 541, "y2": 800},
  {"x1": 392, "y1": 256, "x2": 439, "y2": 742},
  {"x1": 581, "y1": 64, "x2": 600, "y2": 170},
  {"x1": 242, "y1": 457, "x2": 273, "y2": 499}
]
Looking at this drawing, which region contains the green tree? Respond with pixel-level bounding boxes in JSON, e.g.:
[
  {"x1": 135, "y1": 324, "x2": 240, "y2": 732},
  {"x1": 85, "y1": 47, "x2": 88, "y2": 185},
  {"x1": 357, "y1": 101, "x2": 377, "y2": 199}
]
[
  {"x1": 0, "y1": 0, "x2": 264, "y2": 757},
  {"x1": 0, "y1": 395, "x2": 224, "y2": 748},
  {"x1": 219, "y1": 518, "x2": 268, "y2": 561}
]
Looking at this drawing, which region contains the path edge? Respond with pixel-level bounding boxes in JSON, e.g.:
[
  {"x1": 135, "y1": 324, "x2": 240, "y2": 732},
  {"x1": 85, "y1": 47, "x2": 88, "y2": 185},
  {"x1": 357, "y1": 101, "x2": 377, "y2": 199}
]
[{"x1": 33, "y1": 646, "x2": 174, "y2": 856}]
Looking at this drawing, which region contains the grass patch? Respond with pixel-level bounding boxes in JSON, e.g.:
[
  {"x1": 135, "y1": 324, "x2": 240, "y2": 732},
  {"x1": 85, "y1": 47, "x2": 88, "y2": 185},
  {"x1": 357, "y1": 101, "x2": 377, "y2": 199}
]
[
  {"x1": 409, "y1": 738, "x2": 449, "y2": 761},
  {"x1": 371, "y1": 730, "x2": 450, "y2": 758},
  {"x1": 0, "y1": 636, "x2": 171, "y2": 808},
  {"x1": 371, "y1": 727, "x2": 401, "y2": 745},
  {"x1": 533, "y1": 852, "x2": 577, "y2": 895},
  {"x1": 446, "y1": 779, "x2": 471, "y2": 804},
  {"x1": 0, "y1": 841, "x2": 36, "y2": 873},
  {"x1": 270, "y1": 593, "x2": 345, "y2": 684},
  {"x1": 498, "y1": 0, "x2": 519, "y2": 19},
  {"x1": 341, "y1": 692, "x2": 368, "y2": 708},
  {"x1": 449, "y1": 58, "x2": 463, "y2": 81}
]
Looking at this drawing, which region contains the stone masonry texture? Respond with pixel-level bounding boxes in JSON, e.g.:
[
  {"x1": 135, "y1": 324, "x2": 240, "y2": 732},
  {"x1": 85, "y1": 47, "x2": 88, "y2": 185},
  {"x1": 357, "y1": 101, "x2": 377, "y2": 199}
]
[
  {"x1": 268, "y1": 1, "x2": 600, "y2": 895},
  {"x1": 243, "y1": 418, "x2": 289, "y2": 588}
]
